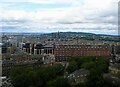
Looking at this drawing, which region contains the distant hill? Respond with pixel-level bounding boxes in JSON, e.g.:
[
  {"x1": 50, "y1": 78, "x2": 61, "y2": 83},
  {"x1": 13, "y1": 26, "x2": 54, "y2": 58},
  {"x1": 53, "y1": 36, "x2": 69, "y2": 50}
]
[
  {"x1": 42, "y1": 32, "x2": 119, "y2": 42},
  {"x1": 2, "y1": 32, "x2": 119, "y2": 42}
]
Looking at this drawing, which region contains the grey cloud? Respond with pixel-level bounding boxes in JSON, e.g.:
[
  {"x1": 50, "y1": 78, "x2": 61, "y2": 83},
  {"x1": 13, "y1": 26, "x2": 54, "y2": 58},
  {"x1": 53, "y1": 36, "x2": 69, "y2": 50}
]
[
  {"x1": 56, "y1": 21, "x2": 91, "y2": 24},
  {"x1": 0, "y1": 19, "x2": 28, "y2": 24},
  {"x1": 85, "y1": 15, "x2": 117, "y2": 25}
]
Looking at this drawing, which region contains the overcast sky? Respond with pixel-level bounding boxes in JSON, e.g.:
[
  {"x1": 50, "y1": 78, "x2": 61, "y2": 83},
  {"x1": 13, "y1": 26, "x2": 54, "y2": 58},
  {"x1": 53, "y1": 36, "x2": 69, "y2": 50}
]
[{"x1": 0, "y1": 0, "x2": 119, "y2": 35}]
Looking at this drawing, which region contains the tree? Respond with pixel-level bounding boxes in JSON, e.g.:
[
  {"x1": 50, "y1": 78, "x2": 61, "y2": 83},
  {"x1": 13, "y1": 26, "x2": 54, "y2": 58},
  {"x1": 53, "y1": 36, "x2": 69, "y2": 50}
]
[
  {"x1": 10, "y1": 64, "x2": 65, "y2": 87},
  {"x1": 66, "y1": 61, "x2": 78, "y2": 73},
  {"x1": 47, "y1": 77, "x2": 70, "y2": 87},
  {"x1": 81, "y1": 61, "x2": 96, "y2": 71}
]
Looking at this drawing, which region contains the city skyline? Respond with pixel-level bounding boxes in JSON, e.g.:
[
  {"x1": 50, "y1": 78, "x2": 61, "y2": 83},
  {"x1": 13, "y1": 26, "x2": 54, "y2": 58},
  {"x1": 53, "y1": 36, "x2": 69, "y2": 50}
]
[{"x1": 0, "y1": 0, "x2": 119, "y2": 35}]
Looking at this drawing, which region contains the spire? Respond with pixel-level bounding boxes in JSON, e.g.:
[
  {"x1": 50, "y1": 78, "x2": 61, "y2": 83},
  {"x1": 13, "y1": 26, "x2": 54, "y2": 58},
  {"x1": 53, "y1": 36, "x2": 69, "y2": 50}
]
[{"x1": 58, "y1": 31, "x2": 60, "y2": 39}]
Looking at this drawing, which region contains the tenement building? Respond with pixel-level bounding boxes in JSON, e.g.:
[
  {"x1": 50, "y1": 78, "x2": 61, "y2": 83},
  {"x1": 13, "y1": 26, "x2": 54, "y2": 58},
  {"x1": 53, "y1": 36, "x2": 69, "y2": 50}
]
[
  {"x1": 22, "y1": 43, "x2": 111, "y2": 62},
  {"x1": 54, "y1": 45, "x2": 111, "y2": 62}
]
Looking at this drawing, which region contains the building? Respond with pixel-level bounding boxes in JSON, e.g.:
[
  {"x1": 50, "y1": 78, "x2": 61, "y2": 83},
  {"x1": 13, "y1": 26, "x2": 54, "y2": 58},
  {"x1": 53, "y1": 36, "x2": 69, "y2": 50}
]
[
  {"x1": 54, "y1": 45, "x2": 111, "y2": 62},
  {"x1": 2, "y1": 60, "x2": 15, "y2": 76},
  {"x1": 42, "y1": 54, "x2": 55, "y2": 65},
  {"x1": 104, "y1": 44, "x2": 120, "y2": 87},
  {"x1": 22, "y1": 43, "x2": 111, "y2": 62},
  {"x1": 2, "y1": 60, "x2": 42, "y2": 76},
  {"x1": 12, "y1": 54, "x2": 32, "y2": 62},
  {"x1": 22, "y1": 43, "x2": 53, "y2": 55},
  {"x1": 109, "y1": 45, "x2": 120, "y2": 78},
  {"x1": 115, "y1": 45, "x2": 120, "y2": 54},
  {"x1": 68, "y1": 69, "x2": 89, "y2": 85},
  {"x1": 109, "y1": 64, "x2": 120, "y2": 78}
]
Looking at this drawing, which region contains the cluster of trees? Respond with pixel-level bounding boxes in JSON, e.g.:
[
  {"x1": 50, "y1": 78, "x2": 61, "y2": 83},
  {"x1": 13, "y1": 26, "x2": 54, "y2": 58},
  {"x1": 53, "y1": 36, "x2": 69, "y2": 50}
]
[
  {"x1": 67, "y1": 57, "x2": 109, "y2": 73},
  {"x1": 66, "y1": 57, "x2": 109, "y2": 87},
  {"x1": 10, "y1": 64, "x2": 70, "y2": 87},
  {"x1": 99, "y1": 37, "x2": 119, "y2": 42},
  {"x1": 10, "y1": 56, "x2": 110, "y2": 87}
]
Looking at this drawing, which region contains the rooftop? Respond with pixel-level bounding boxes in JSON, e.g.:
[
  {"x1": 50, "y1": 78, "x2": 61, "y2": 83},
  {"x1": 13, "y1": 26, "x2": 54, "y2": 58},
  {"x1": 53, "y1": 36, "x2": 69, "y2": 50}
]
[{"x1": 68, "y1": 69, "x2": 89, "y2": 79}]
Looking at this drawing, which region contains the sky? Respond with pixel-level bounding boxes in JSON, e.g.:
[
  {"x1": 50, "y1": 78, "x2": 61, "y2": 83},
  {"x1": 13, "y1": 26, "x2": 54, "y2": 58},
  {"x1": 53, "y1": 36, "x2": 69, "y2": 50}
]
[{"x1": 0, "y1": 0, "x2": 119, "y2": 35}]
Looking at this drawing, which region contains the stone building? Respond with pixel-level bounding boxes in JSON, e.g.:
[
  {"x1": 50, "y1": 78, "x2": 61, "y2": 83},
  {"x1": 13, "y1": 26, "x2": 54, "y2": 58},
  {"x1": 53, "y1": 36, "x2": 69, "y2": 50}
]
[
  {"x1": 22, "y1": 43, "x2": 111, "y2": 62},
  {"x1": 54, "y1": 45, "x2": 111, "y2": 62},
  {"x1": 68, "y1": 69, "x2": 89, "y2": 85}
]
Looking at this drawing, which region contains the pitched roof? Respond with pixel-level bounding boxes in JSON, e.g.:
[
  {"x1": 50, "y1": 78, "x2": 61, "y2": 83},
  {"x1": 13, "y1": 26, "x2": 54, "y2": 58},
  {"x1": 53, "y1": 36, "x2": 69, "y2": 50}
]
[{"x1": 68, "y1": 69, "x2": 89, "y2": 79}]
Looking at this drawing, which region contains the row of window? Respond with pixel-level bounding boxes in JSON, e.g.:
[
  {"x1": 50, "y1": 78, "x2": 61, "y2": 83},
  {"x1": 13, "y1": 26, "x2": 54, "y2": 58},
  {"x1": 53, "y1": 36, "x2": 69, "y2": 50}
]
[
  {"x1": 55, "y1": 48, "x2": 108, "y2": 51},
  {"x1": 55, "y1": 52, "x2": 110, "y2": 56},
  {"x1": 55, "y1": 45, "x2": 109, "y2": 49}
]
